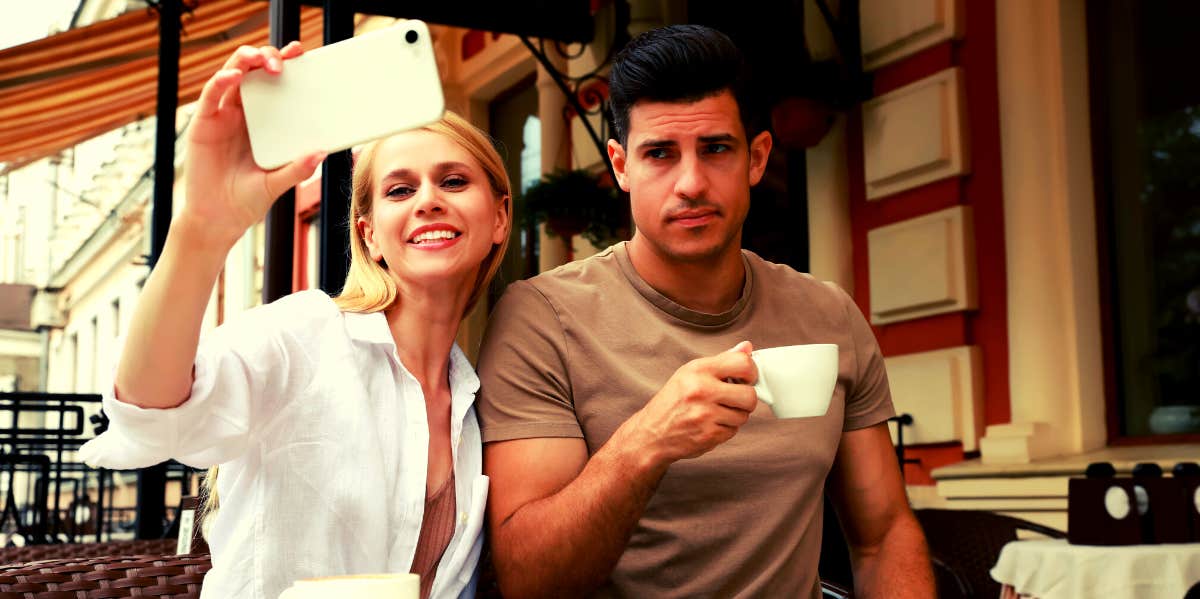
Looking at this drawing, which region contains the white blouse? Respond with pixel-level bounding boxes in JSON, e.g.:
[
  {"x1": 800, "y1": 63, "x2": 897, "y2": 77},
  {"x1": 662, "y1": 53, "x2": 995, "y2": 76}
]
[{"x1": 79, "y1": 290, "x2": 487, "y2": 599}]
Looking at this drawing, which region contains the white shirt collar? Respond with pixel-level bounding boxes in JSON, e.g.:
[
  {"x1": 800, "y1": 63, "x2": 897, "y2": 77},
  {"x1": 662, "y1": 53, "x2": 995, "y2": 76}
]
[
  {"x1": 342, "y1": 310, "x2": 481, "y2": 397},
  {"x1": 343, "y1": 310, "x2": 394, "y2": 345}
]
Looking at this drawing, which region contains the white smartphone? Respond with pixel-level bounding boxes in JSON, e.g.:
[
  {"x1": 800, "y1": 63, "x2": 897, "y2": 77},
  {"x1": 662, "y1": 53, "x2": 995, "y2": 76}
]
[{"x1": 239, "y1": 20, "x2": 445, "y2": 170}]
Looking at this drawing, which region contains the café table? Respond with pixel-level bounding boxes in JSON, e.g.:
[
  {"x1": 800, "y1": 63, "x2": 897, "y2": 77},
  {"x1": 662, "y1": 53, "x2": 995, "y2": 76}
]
[{"x1": 990, "y1": 538, "x2": 1200, "y2": 598}]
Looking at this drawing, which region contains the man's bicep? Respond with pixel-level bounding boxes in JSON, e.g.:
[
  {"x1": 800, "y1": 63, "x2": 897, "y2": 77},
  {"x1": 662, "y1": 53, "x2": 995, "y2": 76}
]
[
  {"x1": 827, "y1": 423, "x2": 909, "y2": 549},
  {"x1": 484, "y1": 437, "x2": 589, "y2": 527},
  {"x1": 477, "y1": 281, "x2": 576, "y2": 437}
]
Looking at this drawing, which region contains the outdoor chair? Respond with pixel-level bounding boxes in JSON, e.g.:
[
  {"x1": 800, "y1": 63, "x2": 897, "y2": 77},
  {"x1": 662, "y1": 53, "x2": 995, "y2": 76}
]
[
  {"x1": 820, "y1": 579, "x2": 853, "y2": 598},
  {"x1": 931, "y1": 555, "x2": 972, "y2": 599},
  {"x1": 914, "y1": 508, "x2": 1066, "y2": 599},
  {"x1": 0, "y1": 538, "x2": 180, "y2": 565},
  {"x1": 0, "y1": 552, "x2": 210, "y2": 598}
]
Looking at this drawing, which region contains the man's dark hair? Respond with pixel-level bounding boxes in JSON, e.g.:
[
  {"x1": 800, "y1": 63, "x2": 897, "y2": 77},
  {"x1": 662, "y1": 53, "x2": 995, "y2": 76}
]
[{"x1": 608, "y1": 24, "x2": 761, "y2": 147}]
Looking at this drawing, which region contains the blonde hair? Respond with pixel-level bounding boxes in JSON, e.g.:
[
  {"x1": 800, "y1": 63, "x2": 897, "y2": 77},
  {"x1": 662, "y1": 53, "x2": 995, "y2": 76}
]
[{"x1": 200, "y1": 111, "x2": 511, "y2": 536}]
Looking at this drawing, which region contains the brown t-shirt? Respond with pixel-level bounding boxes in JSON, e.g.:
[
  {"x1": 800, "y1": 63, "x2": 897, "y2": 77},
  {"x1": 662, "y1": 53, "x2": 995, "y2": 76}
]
[{"x1": 476, "y1": 242, "x2": 894, "y2": 598}]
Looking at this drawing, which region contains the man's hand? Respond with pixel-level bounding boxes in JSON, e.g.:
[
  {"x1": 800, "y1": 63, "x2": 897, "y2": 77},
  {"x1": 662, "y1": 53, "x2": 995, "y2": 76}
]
[
  {"x1": 616, "y1": 341, "x2": 759, "y2": 463},
  {"x1": 485, "y1": 341, "x2": 763, "y2": 598}
]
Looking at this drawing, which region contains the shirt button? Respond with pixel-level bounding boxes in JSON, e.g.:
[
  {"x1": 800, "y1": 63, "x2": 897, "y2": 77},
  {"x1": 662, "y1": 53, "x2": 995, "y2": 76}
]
[{"x1": 459, "y1": 512, "x2": 468, "y2": 524}]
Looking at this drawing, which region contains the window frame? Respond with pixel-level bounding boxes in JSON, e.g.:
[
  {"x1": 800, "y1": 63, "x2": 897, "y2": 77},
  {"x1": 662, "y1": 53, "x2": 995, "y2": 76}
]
[{"x1": 1087, "y1": 1, "x2": 1200, "y2": 445}]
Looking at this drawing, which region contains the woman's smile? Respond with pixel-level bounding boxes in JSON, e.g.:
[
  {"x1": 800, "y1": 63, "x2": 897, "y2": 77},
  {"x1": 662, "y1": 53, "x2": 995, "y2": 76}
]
[{"x1": 408, "y1": 223, "x2": 463, "y2": 250}]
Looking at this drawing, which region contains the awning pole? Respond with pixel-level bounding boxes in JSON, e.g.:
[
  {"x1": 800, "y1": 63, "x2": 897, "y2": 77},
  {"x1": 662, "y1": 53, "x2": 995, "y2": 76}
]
[
  {"x1": 136, "y1": 0, "x2": 183, "y2": 540},
  {"x1": 317, "y1": 0, "x2": 353, "y2": 294},
  {"x1": 262, "y1": 0, "x2": 301, "y2": 304}
]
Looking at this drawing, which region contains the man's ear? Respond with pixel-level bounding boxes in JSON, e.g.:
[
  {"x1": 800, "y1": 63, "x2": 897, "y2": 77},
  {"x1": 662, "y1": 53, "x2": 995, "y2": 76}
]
[
  {"x1": 607, "y1": 139, "x2": 631, "y2": 192},
  {"x1": 358, "y1": 216, "x2": 383, "y2": 263},
  {"x1": 747, "y1": 130, "x2": 773, "y2": 186}
]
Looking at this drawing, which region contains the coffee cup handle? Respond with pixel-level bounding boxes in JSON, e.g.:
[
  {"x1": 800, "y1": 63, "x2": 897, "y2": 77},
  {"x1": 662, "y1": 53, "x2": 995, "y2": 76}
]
[{"x1": 753, "y1": 377, "x2": 774, "y2": 407}]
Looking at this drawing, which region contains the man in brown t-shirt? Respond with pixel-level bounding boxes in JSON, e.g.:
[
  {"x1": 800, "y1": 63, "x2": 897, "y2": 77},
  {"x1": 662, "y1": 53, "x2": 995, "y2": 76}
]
[{"x1": 477, "y1": 25, "x2": 933, "y2": 598}]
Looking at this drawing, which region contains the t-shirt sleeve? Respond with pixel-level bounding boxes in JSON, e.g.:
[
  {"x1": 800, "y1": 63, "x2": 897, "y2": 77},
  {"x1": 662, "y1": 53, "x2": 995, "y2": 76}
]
[
  {"x1": 831, "y1": 284, "x2": 896, "y2": 431},
  {"x1": 80, "y1": 290, "x2": 325, "y2": 469},
  {"x1": 476, "y1": 280, "x2": 582, "y2": 443}
]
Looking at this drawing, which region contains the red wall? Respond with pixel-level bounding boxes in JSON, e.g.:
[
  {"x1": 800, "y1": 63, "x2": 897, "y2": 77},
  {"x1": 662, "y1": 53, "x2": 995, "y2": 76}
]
[{"x1": 848, "y1": 0, "x2": 1008, "y2": 484}]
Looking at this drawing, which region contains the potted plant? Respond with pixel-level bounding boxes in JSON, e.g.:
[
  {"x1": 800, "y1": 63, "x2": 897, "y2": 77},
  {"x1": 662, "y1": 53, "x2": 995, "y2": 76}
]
[{"x1": 520, "y1": 168, "x2": 629, "y2": 257}]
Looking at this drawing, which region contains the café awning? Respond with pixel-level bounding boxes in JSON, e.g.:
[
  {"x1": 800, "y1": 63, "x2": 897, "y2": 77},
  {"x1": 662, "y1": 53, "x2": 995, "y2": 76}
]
[{"x1": 0, "y1": 0, "x2": 324, "y2": 173}]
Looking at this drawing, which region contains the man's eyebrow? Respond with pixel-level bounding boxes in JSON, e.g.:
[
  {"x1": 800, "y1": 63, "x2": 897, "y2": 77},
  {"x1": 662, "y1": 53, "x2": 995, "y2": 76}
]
[
  {"x1": 635, "y1": 139, "x2": 678, "y2": 152},
  {"x1": 698, "y1": 133, "x2": 738, "y2": 144}
]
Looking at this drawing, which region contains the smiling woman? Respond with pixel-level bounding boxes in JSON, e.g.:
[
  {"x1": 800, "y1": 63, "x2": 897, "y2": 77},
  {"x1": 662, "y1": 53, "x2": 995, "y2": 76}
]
[
  {"x1": 337, "y1": 114, "x2": 512, "y2": 316},
  {"x1": 77, "y1": 42, "x2": 510, "y2": 599}
]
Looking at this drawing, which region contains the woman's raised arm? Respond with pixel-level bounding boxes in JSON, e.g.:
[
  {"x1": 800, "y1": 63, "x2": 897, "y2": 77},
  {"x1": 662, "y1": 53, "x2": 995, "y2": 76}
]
[{"x1": 114, "y1": 42, "x2": 324, "y2": 409}]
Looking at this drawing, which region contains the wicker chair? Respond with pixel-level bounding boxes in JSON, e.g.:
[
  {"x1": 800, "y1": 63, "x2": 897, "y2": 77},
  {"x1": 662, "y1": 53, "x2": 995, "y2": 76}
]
[
  {"x1": 0, "y1": 539, "x2": 180, "y2": 566},
  {"x1": 0, "y1": 553, "x2": 210, "y2": 598},
  {"x1": 914, "y1": 508, "x2": 1065, "y2": 599}
]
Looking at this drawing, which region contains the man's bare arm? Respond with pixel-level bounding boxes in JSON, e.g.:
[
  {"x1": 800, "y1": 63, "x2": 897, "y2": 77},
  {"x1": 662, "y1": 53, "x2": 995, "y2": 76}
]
[
  {"x1": 827, "y1": 423, "x2": 935, "y2": 598},
  {"x1": 485, "y1": 345, "x2": 759, "y2": 599},
  {"x1": 485, "y1": 433, "x2": 664, "y2": 598}
]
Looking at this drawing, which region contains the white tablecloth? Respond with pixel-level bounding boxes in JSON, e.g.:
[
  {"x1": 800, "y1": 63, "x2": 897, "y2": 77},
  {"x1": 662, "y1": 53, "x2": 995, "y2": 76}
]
[{"x1": 990, "y1": 538, "x2": 1200, "y2": 599}]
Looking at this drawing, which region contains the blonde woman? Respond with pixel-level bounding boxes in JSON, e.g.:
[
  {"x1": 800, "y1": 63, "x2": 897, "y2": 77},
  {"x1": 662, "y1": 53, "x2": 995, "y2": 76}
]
[{"x1": 80, "y1": 42, "x2": 510, "y2": 599}]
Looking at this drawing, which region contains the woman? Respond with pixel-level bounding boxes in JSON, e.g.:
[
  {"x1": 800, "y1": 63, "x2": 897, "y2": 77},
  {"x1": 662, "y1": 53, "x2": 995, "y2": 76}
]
[{"x1": 80, "y1": 41, "x2": 510, "y2": 599}]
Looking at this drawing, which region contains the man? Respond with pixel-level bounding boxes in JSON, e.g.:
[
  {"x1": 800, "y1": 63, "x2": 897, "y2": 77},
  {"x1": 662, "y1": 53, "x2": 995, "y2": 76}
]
[{"x1": 476, "y1": 24, "x2": 933, "y2": 598}]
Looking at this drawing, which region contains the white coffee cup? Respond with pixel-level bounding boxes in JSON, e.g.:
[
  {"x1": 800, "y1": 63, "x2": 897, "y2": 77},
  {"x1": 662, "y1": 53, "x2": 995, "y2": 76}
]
[
  {"x1": 751, "y1": 344, "x2": 839, "y2": 419},
  {"x1": 278, "y1": 574, "x2": 419, "y2": 599}
]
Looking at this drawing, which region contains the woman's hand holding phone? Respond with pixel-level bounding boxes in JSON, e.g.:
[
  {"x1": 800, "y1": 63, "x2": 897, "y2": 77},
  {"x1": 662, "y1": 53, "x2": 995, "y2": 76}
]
[
  {"x1": 111, "y1": 43, "x2": 326, "y2": 412},
  {"x1": 183, "y1": 42, "x2": 326, "y2": 249}
]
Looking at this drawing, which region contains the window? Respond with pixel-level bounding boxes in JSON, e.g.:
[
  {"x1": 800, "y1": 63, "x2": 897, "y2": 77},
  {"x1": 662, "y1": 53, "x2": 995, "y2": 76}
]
[
  {"x1": 488, "y1": 75, "x2": 540, "y2": 307},
  {"x1": 1089, "y1": 1, "x2": 1200, "y2": 439},
  {"x1": 90, "y1": 315, "x2": 99, "y2": 392},
  {"x1": 68, "y1": 331, "x2": 78, "y2": 393},
  {"x1": 305, "y1": 214, "x2": 321, "y2": 291},
  {"x1": 111, "y1": 298, "x2": 120, "y2": 340}
]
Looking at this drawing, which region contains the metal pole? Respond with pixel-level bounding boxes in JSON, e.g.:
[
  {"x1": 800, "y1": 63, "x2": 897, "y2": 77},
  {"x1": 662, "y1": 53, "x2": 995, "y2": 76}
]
[
  {"x1": 148, "y1": 1, "x2": 178, "y2": 271},
  {"x1": 788, "y1": 150, "x2": 810, "y2": 272},
  {"x1": 262, "y1": 0, "x2": 302, "y2": 304},
  {"x1": 136, "y1": 0, "x2": 182, "y2": 540},
  {"x1": 318, "y1": 0, "x2": 354, "y2": 294}
]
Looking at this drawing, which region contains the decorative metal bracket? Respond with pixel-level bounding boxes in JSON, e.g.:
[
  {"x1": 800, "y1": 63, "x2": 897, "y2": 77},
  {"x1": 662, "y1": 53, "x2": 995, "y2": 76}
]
[
  {"x1": 518, "y1": 1, "x2": 629, "y2": 184},
  {"x1": 144, "y1": 0, "x2": 198, "y2": 30}
]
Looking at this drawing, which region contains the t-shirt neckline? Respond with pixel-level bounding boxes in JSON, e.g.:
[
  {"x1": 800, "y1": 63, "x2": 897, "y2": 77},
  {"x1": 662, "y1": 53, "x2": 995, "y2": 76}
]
[{"x1": 613, "y1": 241, "x2": 753, "y2": 328}]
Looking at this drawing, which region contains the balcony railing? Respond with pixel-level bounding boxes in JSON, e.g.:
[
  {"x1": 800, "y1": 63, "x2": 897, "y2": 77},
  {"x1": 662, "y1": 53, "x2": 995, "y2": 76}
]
[{"x1": 0, "y1": 392, "x2": 201, "y2": 546}]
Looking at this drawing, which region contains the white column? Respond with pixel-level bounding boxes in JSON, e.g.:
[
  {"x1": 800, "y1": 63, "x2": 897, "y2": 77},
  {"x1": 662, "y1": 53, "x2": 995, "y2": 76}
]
[
  {"x1": 992, "y1": 0, "x2": 1106, "y2": 459},
  {"x1": 805, "y1": 116, "x2": 853, "y2": 293},
  {"x1": 536, "y1": 50, "x2": 571, "y2": 271}
]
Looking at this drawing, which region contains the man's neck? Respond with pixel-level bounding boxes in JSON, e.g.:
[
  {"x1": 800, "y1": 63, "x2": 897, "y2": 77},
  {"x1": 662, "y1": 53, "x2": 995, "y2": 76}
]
[{"x1": 626, "y1": 236, "x2": 746, "y2": 314}]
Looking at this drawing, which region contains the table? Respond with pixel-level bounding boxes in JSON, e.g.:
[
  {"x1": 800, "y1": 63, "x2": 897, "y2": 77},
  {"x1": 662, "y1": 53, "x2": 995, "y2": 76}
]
[{"x1": 990, "y1": 538, "x2": 1200, "y2": 599}]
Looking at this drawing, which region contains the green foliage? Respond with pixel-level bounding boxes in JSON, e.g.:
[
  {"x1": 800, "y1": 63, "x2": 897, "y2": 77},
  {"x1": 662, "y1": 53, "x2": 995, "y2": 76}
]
[{"x1": 519, "y1": 169, "x2": 628, "y2": 248}]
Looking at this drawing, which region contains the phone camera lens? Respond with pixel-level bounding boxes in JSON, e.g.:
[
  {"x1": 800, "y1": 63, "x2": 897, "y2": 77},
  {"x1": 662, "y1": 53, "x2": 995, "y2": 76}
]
[{"x1": 405, "y1": 30, "x2": 419, "y2": 44}]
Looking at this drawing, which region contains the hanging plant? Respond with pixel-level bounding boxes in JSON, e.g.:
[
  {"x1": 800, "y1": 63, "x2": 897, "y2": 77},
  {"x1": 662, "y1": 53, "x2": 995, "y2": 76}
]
[{"x1": 520, "y1": 168, "x2": 629, "y2": 248}]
